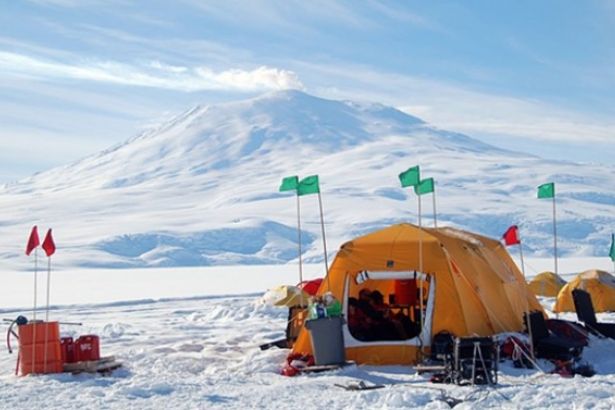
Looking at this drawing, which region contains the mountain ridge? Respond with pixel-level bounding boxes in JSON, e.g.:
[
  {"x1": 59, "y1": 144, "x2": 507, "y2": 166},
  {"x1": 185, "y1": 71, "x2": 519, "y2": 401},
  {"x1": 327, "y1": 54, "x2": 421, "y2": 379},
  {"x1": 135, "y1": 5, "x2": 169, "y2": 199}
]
[{"x1": 0, "y1": 90, "x2": 613, "y2": 270}]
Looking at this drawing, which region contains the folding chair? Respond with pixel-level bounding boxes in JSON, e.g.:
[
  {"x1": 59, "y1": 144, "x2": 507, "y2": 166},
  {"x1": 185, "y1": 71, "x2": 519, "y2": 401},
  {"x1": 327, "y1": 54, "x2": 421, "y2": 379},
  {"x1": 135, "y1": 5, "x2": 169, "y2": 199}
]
[
  {"x1": 259, "y1": 305, "x2": 307, "y2": 350},
  {"x1": 572, "y1": 289, "x2": 615, "y2": 339},
  {"x1": 524, "y1": 311, "x2": 584, "y2": 361}
]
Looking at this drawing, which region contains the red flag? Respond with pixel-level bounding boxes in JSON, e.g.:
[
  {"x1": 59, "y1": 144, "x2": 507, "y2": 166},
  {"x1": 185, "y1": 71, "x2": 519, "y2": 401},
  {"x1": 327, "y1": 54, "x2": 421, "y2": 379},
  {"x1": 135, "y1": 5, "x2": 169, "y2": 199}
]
[
  {"x1": 502, "y1": 225, "x2": 521, "y2": 246},
  {"x1": 25, "y1": 226, "x2": 40, "y2": 256},
  {"x1": 42, "y1": 229, "x2": 56, "y2": 257}
]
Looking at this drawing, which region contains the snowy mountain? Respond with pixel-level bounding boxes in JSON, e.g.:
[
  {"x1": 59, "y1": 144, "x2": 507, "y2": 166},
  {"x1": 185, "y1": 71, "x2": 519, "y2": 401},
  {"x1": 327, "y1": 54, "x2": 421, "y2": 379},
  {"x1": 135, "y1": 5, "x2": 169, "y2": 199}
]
[{"x1": 0, "y1": 90, "x2": 613, "y2": 270}]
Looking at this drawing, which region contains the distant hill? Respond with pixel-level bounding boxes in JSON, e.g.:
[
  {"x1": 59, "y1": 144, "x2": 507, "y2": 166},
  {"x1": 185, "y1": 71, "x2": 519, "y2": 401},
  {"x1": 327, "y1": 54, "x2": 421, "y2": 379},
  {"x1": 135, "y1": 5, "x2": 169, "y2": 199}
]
[{"x1": 1, "y1": 90, "x2": 613, "y2": 269}]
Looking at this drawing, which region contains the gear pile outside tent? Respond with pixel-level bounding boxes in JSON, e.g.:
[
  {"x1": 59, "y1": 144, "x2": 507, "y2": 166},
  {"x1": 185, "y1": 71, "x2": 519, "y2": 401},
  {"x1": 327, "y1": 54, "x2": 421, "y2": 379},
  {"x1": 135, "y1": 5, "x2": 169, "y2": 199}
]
[{"x1": 290, "y1": 223, "x2": 543, "y2": 365}]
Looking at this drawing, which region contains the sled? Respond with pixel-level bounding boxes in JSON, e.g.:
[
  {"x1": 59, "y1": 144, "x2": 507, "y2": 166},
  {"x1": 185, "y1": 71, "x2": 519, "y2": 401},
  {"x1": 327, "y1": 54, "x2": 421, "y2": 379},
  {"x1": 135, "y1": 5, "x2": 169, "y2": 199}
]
[
  {"x1": 334, "y1": 381, "x2": 385, "y2": 391},
  {"x1": 299, "y1": 360, "x2": 356, "y2": 374},
  {"x1": 63, "y1": 355, "x2": 122, "y2": 375}
]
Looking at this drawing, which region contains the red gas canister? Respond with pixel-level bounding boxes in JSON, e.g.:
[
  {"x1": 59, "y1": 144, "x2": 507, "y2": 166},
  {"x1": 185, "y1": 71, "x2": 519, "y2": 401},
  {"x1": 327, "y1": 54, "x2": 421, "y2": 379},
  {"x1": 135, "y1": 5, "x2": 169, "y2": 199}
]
[
  {"x1": 75, "y1": 335, "x2": 100, "y2": 362},
  {"x1": 394, "y1": 279, "x2": 417, "y2": 305},
  {"x1": 60, "y1": 337, "x2": 76, "y2": 364}
]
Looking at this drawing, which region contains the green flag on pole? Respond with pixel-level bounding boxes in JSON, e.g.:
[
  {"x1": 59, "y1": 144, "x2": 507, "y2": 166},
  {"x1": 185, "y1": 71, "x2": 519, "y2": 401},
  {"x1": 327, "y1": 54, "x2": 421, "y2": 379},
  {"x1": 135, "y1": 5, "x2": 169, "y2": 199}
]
[
  {"x1": 415, "y1": 178, "x2": 435, "y2": 195},
  {"x1": 398, "y1": 166, "x2": 420, "y2": 188},
  {"x1": 610, "y1": 234, "x2": 615, "y2": 262},
  {"x1": 297, "y1": 175, "x2": 320, "y2": 196},
  {"x1": 279, "y1": 175, "x2": 299, "y2": 192},
  {"x1": 537, "y1": 182, "x2": 555, "y2": 199}
]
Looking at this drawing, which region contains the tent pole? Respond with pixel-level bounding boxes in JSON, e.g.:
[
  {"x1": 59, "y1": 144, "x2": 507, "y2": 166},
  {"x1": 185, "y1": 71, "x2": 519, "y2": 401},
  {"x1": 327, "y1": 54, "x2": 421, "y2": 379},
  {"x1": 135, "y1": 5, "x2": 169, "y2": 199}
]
[
  {"x1": 317, "y1": 192, "x2": 331, "y2": 290},
  {"x1": 552, "y1": 195, "x2": 558, "y2": 275}
]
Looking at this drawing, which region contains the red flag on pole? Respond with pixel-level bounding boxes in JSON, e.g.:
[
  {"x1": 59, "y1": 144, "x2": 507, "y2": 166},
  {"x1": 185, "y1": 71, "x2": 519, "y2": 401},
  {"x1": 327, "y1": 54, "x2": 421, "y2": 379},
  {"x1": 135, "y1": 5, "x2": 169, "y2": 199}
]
[
  {"x1": 42, "y1": 229, "x2": 56, "y2": 257},
  {"x1": 25, "y1": 226, "x2": 40, "y2": 256},
  {"x1": 502, "y1": 225, "x2": 521, "y2": 246}
]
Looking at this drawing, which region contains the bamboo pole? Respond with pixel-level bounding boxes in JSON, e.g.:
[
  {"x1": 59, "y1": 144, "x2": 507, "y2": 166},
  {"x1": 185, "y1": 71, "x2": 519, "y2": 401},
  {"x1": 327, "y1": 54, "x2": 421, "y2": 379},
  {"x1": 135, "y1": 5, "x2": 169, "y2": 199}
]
[
  {"x1": 432, "y1": 186, "x2": 438, "y2": 228},
  {"x1": 317, "y1": 192, "x2": 331, "y2": 290},
  {"x1": 418, "y1": 195, "x2": 424, "y2": 334},
  {"x1": 552, "y1": 196, "x2": 559, "y2": 275},
  {"x1": 519, "y1": 241, "x2": 526, "y2": 278},
  {"x1": 43, "y1": 256, "x2": 52, "y2": 373},
  {"x1": 296, "y1": 194, "x2": 305, "y2": 307},
  {"x1": 32, "y1": 249, "x2": 38, "y2": 375}
]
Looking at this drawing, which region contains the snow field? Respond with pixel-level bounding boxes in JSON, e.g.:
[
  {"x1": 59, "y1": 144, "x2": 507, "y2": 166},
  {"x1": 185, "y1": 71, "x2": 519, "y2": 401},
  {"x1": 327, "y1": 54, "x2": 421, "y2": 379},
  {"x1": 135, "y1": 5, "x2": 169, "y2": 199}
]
[{"x1": 1, "y1": 259, "x2": 615, "y2": 409}]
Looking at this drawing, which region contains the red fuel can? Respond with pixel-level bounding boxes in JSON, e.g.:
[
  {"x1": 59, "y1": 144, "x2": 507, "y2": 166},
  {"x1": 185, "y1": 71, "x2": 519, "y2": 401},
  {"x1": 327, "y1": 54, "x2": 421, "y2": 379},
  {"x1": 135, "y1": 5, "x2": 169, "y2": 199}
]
[
  {"x1": 75, "y1": 335, "x2": 100, "y2": 362},
  {"x1": 394, "y1": 279, "x2": 417, "y2": 305},
  {"x1": 60, "y1": 337, "x2": 76, "y2": 364},
  {"x1": 17, "y1": 321, "x2": 63, "y2": 375}
]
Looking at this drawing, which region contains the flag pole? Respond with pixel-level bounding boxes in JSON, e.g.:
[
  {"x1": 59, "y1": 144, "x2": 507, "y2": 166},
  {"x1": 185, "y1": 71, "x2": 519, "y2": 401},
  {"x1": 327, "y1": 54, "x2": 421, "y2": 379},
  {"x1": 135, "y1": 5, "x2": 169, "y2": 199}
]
[
  {"x1": 317, "y1": 191, "x2": 331, "y2": 290},
  {"x1": 432, "y1": 187, "x2": 438, "y2": 228},
  {"x1": 518, "y1": 242, "x2": 526, "y2": 278},
  {"x1": 418, "y1": 194, "x2": 424, "y2": 336},
  {"x1": 611, "y1": 233, "x2": 614, "y2": 274},
  {"x1": 43, "y1": 255, "x2": 52, "y2": 373},
  {"x1": 45, "y1": 255, "x2": 52, "y2": 322},
  {"x1": 32, "y1": 248, "x2": 38, "y2": 375},
  {"x1": 552, "y1": 195, "x2": 558, "y2": 275},
  {"x1": 296, "y1": 193, "x2": 305, "y2": 307},
  {"x1": 520, "y1": 239, "x2": 534, "y2": 359}
]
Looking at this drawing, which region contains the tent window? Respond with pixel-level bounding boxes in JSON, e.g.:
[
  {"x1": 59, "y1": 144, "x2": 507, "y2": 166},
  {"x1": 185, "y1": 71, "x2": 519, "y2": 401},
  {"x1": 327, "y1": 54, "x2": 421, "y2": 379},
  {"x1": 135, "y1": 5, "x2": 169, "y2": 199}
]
[{"x1": 346, "y1": 274, "x2": 429, "y2": 342}]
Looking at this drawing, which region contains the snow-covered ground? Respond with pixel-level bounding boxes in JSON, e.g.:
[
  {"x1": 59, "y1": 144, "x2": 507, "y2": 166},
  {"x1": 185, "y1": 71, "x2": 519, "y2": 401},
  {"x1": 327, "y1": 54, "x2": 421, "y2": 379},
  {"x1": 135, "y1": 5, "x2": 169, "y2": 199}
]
[{"x1": 1, "y1": 258, "x2": 615, "y2": 409}]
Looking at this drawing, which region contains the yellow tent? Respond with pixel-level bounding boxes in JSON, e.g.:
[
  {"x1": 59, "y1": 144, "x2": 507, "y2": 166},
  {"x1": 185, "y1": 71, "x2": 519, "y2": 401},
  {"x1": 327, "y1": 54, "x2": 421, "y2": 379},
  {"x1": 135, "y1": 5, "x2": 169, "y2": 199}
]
[
  {"x1": 528, "y1": 271, "x2": 567, "y2": 297},
  {"x1": 291, "y1": 224, "x2": 543, "y2": 365},
  {"x1": 262, "y1": 285, "x2": 310, "y2": 307},
  {"x1": 554, "y1": 269, "x2": 615, "y2": 313}
]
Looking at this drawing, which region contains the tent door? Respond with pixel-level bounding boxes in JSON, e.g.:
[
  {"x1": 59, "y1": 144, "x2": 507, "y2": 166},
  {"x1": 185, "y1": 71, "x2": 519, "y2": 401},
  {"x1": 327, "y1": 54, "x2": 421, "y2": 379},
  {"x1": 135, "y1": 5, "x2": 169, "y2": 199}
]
[{"x1": 342, "y1": 272, "x2": 435, "y2": 348}]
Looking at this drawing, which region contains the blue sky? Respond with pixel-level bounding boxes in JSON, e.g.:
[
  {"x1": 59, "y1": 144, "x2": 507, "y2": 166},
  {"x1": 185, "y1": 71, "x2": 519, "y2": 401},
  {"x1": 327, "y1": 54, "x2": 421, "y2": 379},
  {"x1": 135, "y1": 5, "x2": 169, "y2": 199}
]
[{"x1": 1, "y1": 0, "x2": 614, "y2": 183}]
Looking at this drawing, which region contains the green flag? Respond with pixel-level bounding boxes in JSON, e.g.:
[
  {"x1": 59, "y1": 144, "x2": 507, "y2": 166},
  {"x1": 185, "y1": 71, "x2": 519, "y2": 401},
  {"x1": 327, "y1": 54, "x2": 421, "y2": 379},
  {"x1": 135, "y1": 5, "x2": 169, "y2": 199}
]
[
  {"x1": 610, "y1": 234, "x2": 615, "y2": 262},
  {"x1": 279, "y1": 175, "x2": 298, "y2": 192},
  {"x1": 414, "y1": 178, "x2": 434, "y2": 195},
  {"x1": 399, "y1": 166, "x2": 420, "y2": 188},
  {"x1": 537, "y1": 182, "x2": 555, "y2": 199},
  {"x1": 297, "y1": 175, "x2": 320, "y2": 196}
]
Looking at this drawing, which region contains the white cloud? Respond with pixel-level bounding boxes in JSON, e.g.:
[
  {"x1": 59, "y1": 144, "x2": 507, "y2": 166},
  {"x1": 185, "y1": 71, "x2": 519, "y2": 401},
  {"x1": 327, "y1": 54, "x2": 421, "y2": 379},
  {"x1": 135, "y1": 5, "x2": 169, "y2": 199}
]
[
  {"x1": 206, "y1": 66, "x2": 305, "y2": 91},
  {"x1": 0, "y1": 51, "x2": 304, "y2": 92}
]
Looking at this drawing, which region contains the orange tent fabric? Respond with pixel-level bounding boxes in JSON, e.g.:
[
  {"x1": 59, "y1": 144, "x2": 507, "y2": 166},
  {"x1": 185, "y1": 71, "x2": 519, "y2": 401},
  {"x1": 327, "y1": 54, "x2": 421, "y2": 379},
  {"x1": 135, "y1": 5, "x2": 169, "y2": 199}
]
[
  {"x1": 554, "y1": 269, "x2": 615, "y2": 313},
  {"x1": 291, "y1": 224, "x2": 543, "y2": 365}
]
